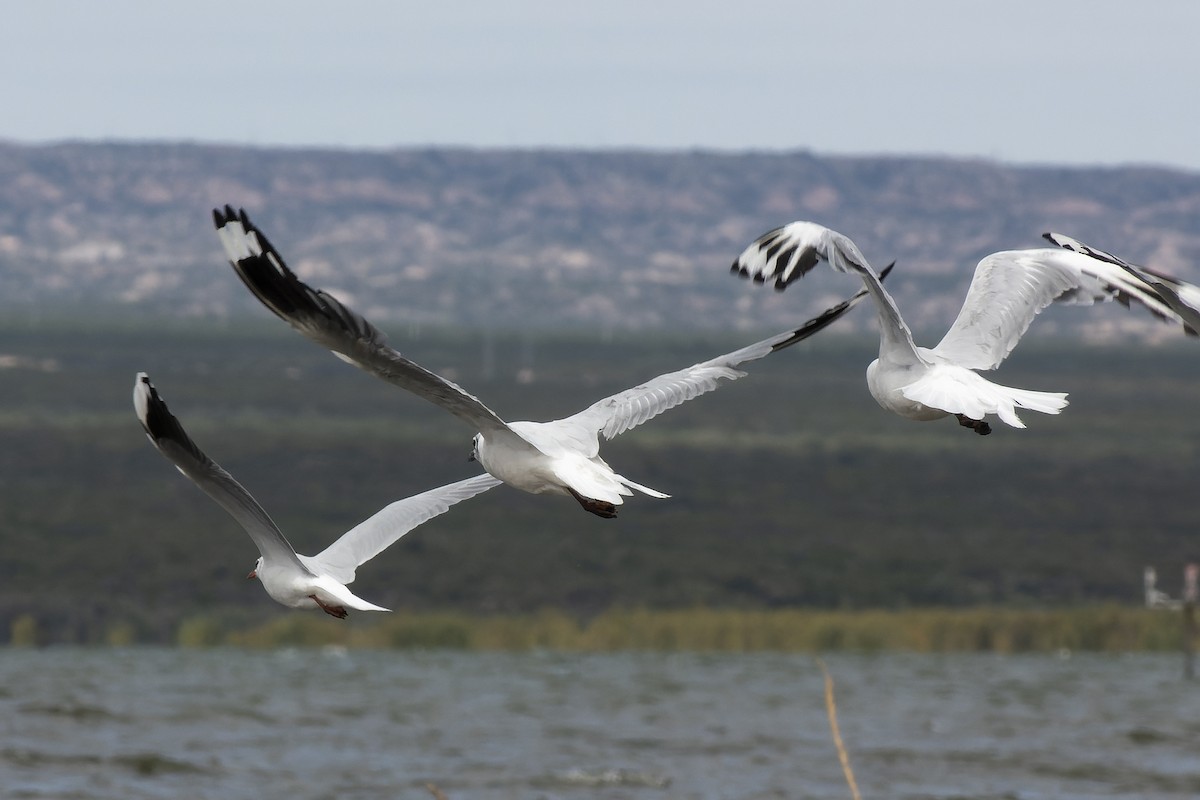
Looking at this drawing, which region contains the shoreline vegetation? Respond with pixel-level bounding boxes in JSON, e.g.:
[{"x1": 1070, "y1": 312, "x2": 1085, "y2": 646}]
[
  {"x1": 3, "y1": 323, "x2": 1197, "y2": 641},
  {"x1": 8, "y1": 606, "x2": 1189, "y2": 652}
]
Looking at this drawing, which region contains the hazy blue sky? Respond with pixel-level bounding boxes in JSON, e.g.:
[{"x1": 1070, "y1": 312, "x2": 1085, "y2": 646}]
[{"x1": 4, "y1": 1, "x2": 1199, "y2": 171}]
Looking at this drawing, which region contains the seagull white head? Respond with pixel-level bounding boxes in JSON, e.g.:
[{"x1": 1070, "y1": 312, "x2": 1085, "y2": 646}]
[{"x1": 247, "y1": 556, "x2": 263, "y2": 580}]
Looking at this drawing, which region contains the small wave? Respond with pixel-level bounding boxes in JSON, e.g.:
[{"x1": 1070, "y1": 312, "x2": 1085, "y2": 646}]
[
  {"x1": 18, "y1": 702, "x2": 125, "y2": 722},
  {"x1": 2, "y1": 748, "x2": 102, "y2": 769},
  {"x1": 112, "y1": 752, "x2": 209, "y2": 776},
  {"x1": 535, "y1": 767, "x2": 671, "y2": 789},
  {"x1": 1126, "y1": 725, "x2": 1173, "y2": 745},
  {"x1": 2, "y1": 747, "x2": 209, "y2": 777}
]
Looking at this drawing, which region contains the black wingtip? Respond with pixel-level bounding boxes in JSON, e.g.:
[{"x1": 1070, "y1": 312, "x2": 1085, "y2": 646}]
[
  {"x1": 1041, "y1": 232, "x2": 1054, "y2": 244},
  {"x1": 877, "y1": 261, "x2": 896, "y2": 281},
  {"x1": 134, "y1": 372, "x2": 213, "y2": 468},
  {"x1": 134, "y1": 372, "x2": 171, "y2": 442},
  {"x1": 213, "y1": 204, "x2": 242, "y2": 229}
]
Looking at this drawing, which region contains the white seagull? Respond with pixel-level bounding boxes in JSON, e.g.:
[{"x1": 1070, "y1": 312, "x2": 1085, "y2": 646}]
[
  {"x1": 212, "y1": 206, "x2": 884, "y2": 517},
  {"x1": 1043, "y1": 231, "x2": 1200, "y2": 335},
  {"x1": 730, "y1": 221, "x2": 1196, "y2": 434},
  {"x1": 134, "y1": 372, "x2": 499, "y2": 617}
]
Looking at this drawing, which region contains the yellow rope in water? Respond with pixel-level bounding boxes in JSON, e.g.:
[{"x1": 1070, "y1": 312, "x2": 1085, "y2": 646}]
[{"x1": 817, "y1": 657, "x2": 863, "y2": 800}]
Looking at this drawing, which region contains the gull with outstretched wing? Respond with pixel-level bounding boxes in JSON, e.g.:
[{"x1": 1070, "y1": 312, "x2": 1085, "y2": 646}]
[
  {"x1": 731, "y1": 221, "x2": 1196, "y2": 434},
  {"x1": 213, "y1": 206, "x2": 881, "y2": 517},
  {"x1": 134, "y1": 372, "x2": 499, "y2": 617}
]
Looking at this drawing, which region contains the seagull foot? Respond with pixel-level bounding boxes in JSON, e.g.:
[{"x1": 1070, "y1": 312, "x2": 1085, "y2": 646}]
[
  {"x1": 310, "y1": 595, "x2": 349, "y2": 619},
  {"x1": 568, "y1": 488, "x2": 618, "y2": 519},
  {"x1": 955, "y1": 414, "x2": 992, "y2": 436}
]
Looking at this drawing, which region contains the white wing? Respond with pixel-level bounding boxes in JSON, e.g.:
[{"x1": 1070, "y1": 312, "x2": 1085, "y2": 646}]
[
  {"x1": 1043, "y1": 232, "x2": 1200, "y2": 336},
  {"x1": 554, "y1": 285, "x2": 876, "y2": 454},
  {"x1": 213, "y1": 206, "x2": 516, "y2": 438},
  {"x1": 932, "y1": 248, "x2": 1193, "y2": 371},
  {"x1": 731, "y1": 221, "x2": 919, "y2": 367},
  {"x1": 133, "y1": 373, "x2": 310, "y2": 574},
  {"x1": 730, "y1": 220, "x2": 872, "y2": 289},
  {"x1": 304, "y1": 473, "x2": 501, "y2": 585}
]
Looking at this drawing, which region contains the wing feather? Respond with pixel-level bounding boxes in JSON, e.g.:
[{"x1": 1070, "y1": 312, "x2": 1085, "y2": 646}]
[
  {"x1": 213, "y1": 206, "x2": 512, "y2": 435},
  {"x1": 133, "y1": 373, "x2": 308, "y2": 572},
  {"x1": 731, "y1": 221, "x2": 919, "y2": 366},
  {"x1": 1043, "y1": 232, "x2": 1200, "y2": 335},
  {"x1": 559, "y1": 281, "x2": 878, "y2": 446},
  {"x1": 305, "y1": 473, "x2": 501, "y2": 585},
  {"x1": 933, "y1": 248, "x2": 1194, "y2": 371}
]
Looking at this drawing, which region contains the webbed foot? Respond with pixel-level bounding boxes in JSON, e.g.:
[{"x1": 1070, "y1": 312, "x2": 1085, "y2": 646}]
[
  {"x1": 568, "y1": 488, "x2": 618, "y2": 518},
  {"x1": 310, "y1": 595, "x2": 349, "y2": 618},
  {"x1": 955, "y1": 413, "x2": 992, "y2": 435}
]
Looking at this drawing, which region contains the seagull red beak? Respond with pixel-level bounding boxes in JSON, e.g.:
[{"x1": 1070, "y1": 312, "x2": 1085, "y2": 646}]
[{"x1": 246, "y1": 569, "x2": 257, "y2": 580}]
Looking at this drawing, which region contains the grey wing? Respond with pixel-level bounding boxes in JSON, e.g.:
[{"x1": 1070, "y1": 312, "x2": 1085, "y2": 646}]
[
  {"x1": 213, "y1": 206, "x2": 511, "y2": 435},
  {"x1": 931, "y1": 248, "x2": 1189, "y2": 372},
  {"x1": 1138, "y1": 269, "x2": 1200, "y2": 335},
  {"x1": 133, "y1": 373, "x2": 309, "y2": 572},
  {"x1": 305, "y1": 473, "x2": 502, "y2": 585},
  {"x1": 559, "y1": 282, "x2": 879, "y2": 443},
  {"x1": 1043, "y1": 232, "x2": 1200, "y2": 336}
]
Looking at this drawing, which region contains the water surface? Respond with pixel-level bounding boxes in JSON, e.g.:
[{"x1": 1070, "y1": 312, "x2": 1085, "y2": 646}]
[{"x1": 1, "y1": 648, "x2": 1197, "y2": 799}]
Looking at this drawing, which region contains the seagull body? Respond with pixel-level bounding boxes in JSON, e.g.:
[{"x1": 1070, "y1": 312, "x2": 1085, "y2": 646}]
[
  {"x1": 134, "y1": 372, "x2": 499, "y2": 616},
  {"x1": 213, "y1": 206, "x2": 876, "y2": 516},
  {"x1": 732, "y1": 221, "x2": 1196, "y2": 434}
]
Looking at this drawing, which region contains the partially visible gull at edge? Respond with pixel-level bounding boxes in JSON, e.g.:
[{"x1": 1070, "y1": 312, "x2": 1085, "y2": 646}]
[{"x1": 731, "y1": 221, "x2": 1197, "y2": 435}]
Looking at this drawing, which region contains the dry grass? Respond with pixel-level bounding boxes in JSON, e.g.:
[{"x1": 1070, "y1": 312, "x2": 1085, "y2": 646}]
[{"x1": 173, "y1": 605, "x2": 1184, "y2": 652}]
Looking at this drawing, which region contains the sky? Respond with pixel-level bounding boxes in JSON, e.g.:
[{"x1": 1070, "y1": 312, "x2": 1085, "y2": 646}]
[{"x1": 4, "y1": 1, "x2": 1200, "y2": 172}]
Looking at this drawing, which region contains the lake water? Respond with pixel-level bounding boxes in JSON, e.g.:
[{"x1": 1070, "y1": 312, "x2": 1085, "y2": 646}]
[{"x1": 1, "y1": 648, "x2": 1197, "y2": 799}]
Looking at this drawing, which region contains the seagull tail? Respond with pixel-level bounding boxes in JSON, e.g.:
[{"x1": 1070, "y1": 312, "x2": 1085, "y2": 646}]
[
  {"x1": 902, "y1": 370, "x2": 1069, "y2": 429},
  {"x1": 318, "y1": 579, "x2": 391, "y2": 613}
]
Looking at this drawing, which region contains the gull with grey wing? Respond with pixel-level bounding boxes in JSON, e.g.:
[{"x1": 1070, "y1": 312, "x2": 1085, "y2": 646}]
[
  {"x1": 134, "y1": 372, "x2": 499, "y2": 617},
  {"x1": 213, "y1": 206, "x2": 884, "y2": 517},
  {"x1": 731, "y1": 221, "x2": 1197, "y2": 434}
]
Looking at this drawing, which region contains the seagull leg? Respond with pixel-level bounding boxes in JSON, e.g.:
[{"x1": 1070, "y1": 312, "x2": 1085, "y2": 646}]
[
  {"x1": 954, "y1": 414, "x2": 992, "y2": 436},
  {"x1": 567, "y1": 487, "x2": 618, "y2": 519},
  {"x1": 309, "y1": 595, "x2": 349, "y2": 619}
]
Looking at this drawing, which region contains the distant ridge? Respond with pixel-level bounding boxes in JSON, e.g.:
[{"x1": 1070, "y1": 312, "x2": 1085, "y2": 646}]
[{"x1": 1, "y1": 141, "x2": 1197, "y2": 336}]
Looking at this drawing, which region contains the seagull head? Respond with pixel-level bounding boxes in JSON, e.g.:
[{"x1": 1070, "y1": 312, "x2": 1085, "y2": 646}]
[
  {"x1": 246, "y1": 556, "x2": 264, "y2": 580},
  {"x1": 468, "y1": 433, "x2": 481, "y2": 462}
]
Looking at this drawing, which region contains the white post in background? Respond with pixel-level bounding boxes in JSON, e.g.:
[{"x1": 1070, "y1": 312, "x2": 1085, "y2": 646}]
[{"x1": 1184, "y1": 564, "x2": 1197, "y2": 681}]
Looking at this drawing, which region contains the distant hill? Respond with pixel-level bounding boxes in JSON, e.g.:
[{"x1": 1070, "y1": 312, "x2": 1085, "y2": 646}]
[{"x1": 1, "y1": 141, "x2": 1198, "y2": 336}]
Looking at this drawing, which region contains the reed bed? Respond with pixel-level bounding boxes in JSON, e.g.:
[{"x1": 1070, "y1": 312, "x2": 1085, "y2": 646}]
[{"x1": 168, "y1": 605, "x2": 1187, "y2": 652}]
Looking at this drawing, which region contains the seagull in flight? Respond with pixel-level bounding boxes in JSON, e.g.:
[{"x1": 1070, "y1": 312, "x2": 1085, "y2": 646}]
[
  {"x1": 134, "y1": 372, "x2": 499, "y2": 617},
  {"x1": 731, "y1": 221, "x2": 1196, "y2": 435},
  {"x1": 213, "y1": 206, "x2": 884, "y2": 517}
]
